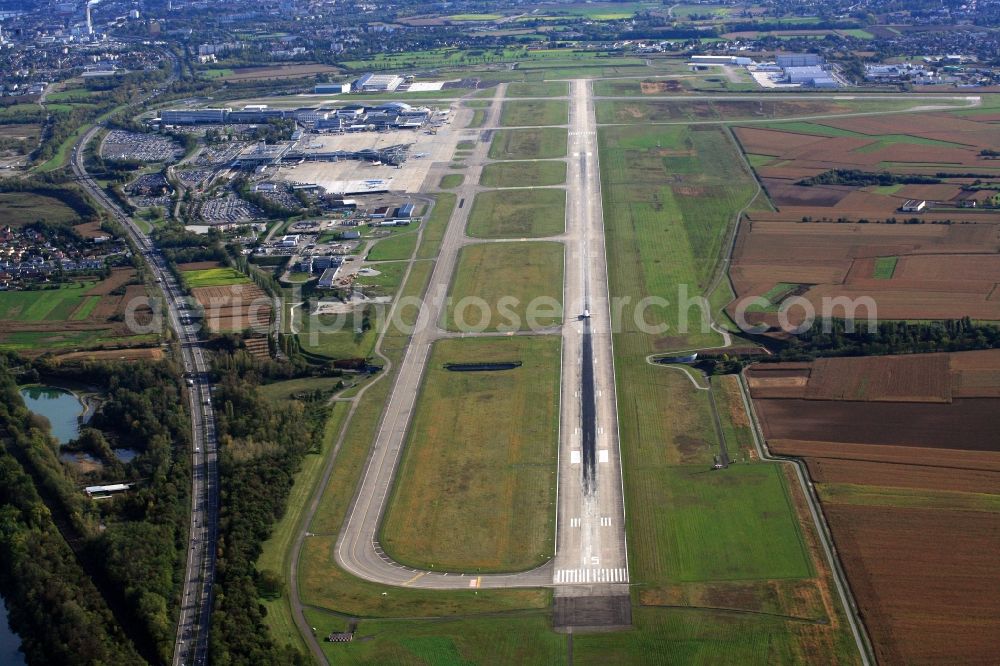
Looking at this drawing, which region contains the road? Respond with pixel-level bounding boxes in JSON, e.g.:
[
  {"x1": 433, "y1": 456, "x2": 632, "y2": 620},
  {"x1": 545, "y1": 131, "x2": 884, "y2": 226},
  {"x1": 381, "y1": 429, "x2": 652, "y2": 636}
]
[{"x1": 70, "y1": 68, "x2": 220, "y2": 663}]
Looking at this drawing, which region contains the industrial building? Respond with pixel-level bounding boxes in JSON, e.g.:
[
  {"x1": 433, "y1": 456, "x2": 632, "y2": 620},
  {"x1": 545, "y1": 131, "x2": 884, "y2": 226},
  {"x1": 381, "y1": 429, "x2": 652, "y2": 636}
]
[
  {"x1": 690, "y1": 55, "x2": 754, "y2": 66},
  {"x1": 234, "y1": 142, "x2": 293, "y2": 168},
  {"x1": 354, "y1": 72, "x2": 404, "y2": 92},
  {"x1": 784, "y1": 65, "x2": 839, "y2": 87},
  {"x1": 161, "y1": 108, "x2": 231, "y2": 125},
  {"x1": 314, "y1": 82, "x2": 351, "y2": 94},
  {"x1": 776, "y1": 53, "x2": 824, "y2": 68},
  {"x1": 158, "y1": 103, "x2": 432, "y2": 133}
]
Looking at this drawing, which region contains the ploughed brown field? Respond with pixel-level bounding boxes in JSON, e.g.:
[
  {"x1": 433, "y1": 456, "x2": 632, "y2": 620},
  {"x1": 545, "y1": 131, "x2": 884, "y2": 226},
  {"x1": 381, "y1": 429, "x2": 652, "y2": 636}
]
[
  {"x1": 727, "y1": 220, "x2": 1000, "y2": 326},
  {"x1": 729, "y1": 110, "x2": 1000, "y2": 331},
  {"x1": 747, "y1": 352, "x2": 1000, "y2": 664},
  {"x1": 733, "y1": 112, "x2": 1000, "y2": 222},
  {"x1": 191, "y1": 283, "x2": 272, "y2": 333}
]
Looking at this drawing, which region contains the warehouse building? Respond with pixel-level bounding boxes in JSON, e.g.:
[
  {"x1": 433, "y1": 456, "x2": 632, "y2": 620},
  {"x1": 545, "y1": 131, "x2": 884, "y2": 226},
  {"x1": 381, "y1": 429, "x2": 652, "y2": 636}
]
[
  {"x1": 776, "y1": 53, "x2": 823, "y2": 68},
  {"x1": 354, "y1": 72, "x2": 404, "y2": 92},
  {"x1": 314, "y1": 82, "x2": 351, "y2": 94}
]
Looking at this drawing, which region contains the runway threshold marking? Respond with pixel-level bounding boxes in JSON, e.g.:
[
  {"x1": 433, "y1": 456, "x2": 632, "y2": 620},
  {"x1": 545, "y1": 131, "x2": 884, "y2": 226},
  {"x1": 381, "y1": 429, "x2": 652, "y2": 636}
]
[
  {"x1": 554, "y1": 568, "x2": 628, "y2": 584},
  {"x1": 402, "y1": 571, "x2": 427, "y2": 586}
]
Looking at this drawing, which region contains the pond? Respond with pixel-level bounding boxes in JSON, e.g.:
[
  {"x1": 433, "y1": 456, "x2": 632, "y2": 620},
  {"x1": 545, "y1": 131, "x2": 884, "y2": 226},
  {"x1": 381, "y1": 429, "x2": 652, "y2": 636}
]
[
  {"x1": 20, "y1": 385, "x2": 139, "y2": 464},
  {"x1": 19, "y1": 385, "x2": 83, "y2": 445}
]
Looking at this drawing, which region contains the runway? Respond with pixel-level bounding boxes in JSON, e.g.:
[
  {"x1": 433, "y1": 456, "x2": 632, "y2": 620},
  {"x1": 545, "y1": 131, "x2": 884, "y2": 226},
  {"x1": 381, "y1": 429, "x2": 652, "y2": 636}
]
[
  {"x1": 333, "y1": 80, "x2": 629, "y2": 599},
  {"x1": 550, "y1": 80, "x2": 629, "y2": 602}
]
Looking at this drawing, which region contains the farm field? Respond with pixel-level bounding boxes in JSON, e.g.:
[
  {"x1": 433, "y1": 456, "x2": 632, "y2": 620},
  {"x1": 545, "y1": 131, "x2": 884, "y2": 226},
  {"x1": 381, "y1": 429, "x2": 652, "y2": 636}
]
[
  {"x1": 747, "y1": 352, "x2": 1000, "y2": 664},
  {"x1": 381, "y1": 336, "x2": 560, "y2": 572},
  {"x1": 500, "y1": 99, "x2": 568, "y2": 127},
  {"x1": 443, "y1": 241, "x2": 563, "y2": 332},
  {"x1": 727, "y1": 103, "x2": 1000, "y2": 332},
  {"x1": 728, "y1": 221, "x2": 1000, "y2": 328},
  {"x1": 0, "y1": 191, "x2": 80, "y2": 227},
  {"x1": 595, "y1": 98, "x2": 952, "y2": 124},
  {"x1": 488, "y1": 128, "x2": 567, "y2": 160},
  {"x1": 480, "y1": 160, "x2": 566, "y2": 188},
  {"x1": 0, "y1": 269, "x2": 157, "y2": 353},
  {"x1": 466, "y1": 188, "x2": 566, "y2": 237},
  {"x1": 180, "y1": 265, "x2": 251, "y2": 288},
  {"x1": 191, "y1": 283, "x2": 271, "y2": 333}
]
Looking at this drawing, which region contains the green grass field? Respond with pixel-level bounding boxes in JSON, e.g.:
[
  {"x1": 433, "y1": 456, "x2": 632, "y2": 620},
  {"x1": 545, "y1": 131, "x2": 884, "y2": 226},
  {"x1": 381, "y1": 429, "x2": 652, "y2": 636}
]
[
  {"x1": 599, "y1": 124, "x2": 755, "y2": 349},
  {"x1": 439, "y1": 174, "x2": 464, "y2": 189},
  {"x1": 416, "y1": 193, "x2": 456, "y2": 260},
  {"x1": 873, "y1": 256, "x2": 898, "y2": 279},
  {"x1": 499, "y1": 100, "x2": 568, "y2": 127},
  {"x1": 489, "y1": 128, "x2": 567, "y2": 160},
  {"x1": 480, "y1": 161, "x2": 566, "y2": 188},
  {"x1": 467, "y1": 189, "x2": 566, "y2": 238},
  {"x1": 182, "y1": 267, "x2": 251, "y2": 288},
  {"x1": 444, "y1": 242, "x2": 563, "y2": 332},
  {"x1": 366, "y1": 232, "x2": 417, "y2": 261},
  {"x1": 506, "y1": 81, "x2": 569, "y2": 98},
  {"x1": 638, "y1": 465, "x2": 813, "y2": 583},
  {"x1": 381, "y1": 336, "x2": 560, "y2": 572},
  {"x1": 0, "y1": 192, "x2": 80, "y2": 227},
  {"x1": 0, "y1": 282, "x2": 96, "y2": 322}
]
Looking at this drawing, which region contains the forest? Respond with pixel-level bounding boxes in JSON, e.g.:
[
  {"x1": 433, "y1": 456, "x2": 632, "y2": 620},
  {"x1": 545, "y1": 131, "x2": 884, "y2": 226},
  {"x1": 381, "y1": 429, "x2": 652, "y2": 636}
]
[{"x1": 2, "y1": 355, "x2": 192, "y2": 664}]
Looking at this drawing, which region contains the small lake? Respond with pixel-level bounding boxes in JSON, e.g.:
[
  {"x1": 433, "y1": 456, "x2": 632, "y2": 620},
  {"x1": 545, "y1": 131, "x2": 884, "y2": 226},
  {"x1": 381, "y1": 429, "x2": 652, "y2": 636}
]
[
  {"x1": 19, "y1": 385, "x2": 83, "y2": 445},
  {"x1": 20, "y1": 386, "x2": 139, "y2": 464},
  {"x1": 0, "y1": 598, "x2": 25, "y2": 666}
]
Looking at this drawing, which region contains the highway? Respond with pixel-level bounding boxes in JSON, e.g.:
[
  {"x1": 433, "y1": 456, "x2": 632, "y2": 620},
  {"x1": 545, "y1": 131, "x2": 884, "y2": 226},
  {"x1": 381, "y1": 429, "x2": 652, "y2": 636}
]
[{"x1": 71, "y1": 117, "x2": 219, "y2": 666}]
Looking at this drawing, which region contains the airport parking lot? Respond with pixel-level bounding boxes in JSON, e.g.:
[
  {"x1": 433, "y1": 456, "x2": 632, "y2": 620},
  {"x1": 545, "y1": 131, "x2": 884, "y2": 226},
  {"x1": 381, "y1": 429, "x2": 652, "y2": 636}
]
[
  {"x1": 199, "y1": 194, "x2": 263, "y2": 224},
  {"x1": 102, "y1": 130, "x2": 184, "y2": 162}
]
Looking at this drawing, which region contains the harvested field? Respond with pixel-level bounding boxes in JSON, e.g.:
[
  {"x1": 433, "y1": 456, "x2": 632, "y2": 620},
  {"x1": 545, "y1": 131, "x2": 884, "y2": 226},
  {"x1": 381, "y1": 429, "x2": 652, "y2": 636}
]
[
  {"x1": 733, "y1": 112, "x2": 1000, "y2": 225},
  {"x1": 191, "y1": 283, "x2": 272, "y2": 332},
  {"x1": 754, "y1": 397, "x2": 999, "y2": 451},
  {"x1": 728, "y1": 221, "x2": 1000, "y2": 327},
  {"x1": 72, "y1": 220, "x2": 106, "y2": 239},
  {"x1": 748, "y1": 351, "x2": 1000, "y2": 664},
  {"x1": 822, "y1": 504, "x2": 1000, "y2": 665},
  {"x1": 804, "y1": 457, "x2": 1000, "y2": 495}
]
